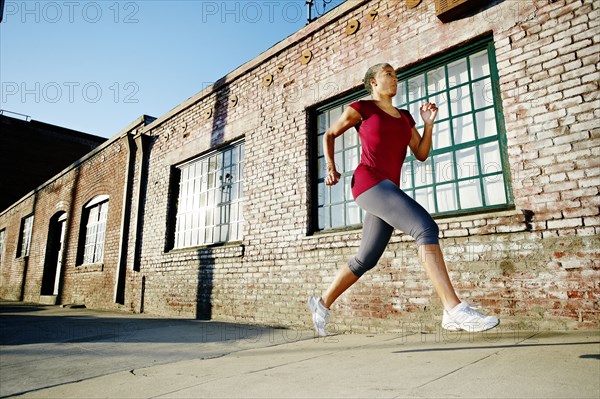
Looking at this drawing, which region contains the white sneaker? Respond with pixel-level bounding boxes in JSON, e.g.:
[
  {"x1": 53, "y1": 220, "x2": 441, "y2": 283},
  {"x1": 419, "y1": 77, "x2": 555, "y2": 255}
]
[
  {"x1": 308, "y1": 296, "x2": 330, "y2": 336},
  {"x1": 442, "y1": 302, "x2": 499, "y2": 332},
  {"x1": 442, "y1": 302, "x2": 483, "y2": 331}
]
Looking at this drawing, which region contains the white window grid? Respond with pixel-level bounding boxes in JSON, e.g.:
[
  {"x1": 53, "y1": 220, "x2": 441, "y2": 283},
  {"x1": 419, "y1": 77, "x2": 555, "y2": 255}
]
[
  {"x1": 0, "y1": 229, "x2": 5, "y2": 263},
  {"x1": 20, "y1": 215, "x2": 34, "y2": 257},
  {"x1": 174, "y1": 142, "x2": 244, "y2": 248},
  {"x1": 83, "y1": 200, "x2": 109, "y2": 264}
]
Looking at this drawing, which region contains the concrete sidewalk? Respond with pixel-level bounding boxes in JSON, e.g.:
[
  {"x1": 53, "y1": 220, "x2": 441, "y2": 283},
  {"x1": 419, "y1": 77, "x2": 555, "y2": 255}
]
[{"x1": 1, "y1": 302, "x2": 598, "y2": 398}]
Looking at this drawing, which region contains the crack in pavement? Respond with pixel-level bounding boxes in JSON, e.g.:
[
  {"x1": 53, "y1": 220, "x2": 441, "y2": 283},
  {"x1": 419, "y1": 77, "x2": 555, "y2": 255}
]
[
  {"x1": 152, "y1": 334, "x2": 413, "y2": 398},
  {"x1": 404, "y1": 331, "x2": 542, "y2": 396}
]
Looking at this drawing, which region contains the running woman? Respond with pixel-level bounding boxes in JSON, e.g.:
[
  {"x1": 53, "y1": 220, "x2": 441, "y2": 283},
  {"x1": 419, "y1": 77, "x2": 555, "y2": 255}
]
[{"x1": 308, "y1": 63, "x2": 499, "y2": 336}]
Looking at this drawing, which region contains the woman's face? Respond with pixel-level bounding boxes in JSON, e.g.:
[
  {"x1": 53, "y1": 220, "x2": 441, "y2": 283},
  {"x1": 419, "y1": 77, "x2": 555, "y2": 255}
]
[{"x1": 371, "y1": 66, "x2": 398, "y2": 97}]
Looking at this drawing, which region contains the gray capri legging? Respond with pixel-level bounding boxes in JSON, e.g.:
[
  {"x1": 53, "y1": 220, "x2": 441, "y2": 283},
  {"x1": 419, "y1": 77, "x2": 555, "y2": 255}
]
[{"x1": 348, "y1": 179, "x2": 440, "y2": 277}]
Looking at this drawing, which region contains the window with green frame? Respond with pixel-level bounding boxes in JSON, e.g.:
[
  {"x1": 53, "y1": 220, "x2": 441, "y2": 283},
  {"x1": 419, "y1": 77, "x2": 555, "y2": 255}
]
[{"x1": 314, "y1": 38, "x2": 511, "y2": 231}]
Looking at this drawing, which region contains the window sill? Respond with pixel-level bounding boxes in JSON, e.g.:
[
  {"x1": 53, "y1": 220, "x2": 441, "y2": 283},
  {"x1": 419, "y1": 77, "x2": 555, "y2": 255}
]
[
  {"x1": 75, "y1": 263, "x2": 104, "y2": 272},
  {"x1": 167, "y1": 241, "x2": 245, "y2": 258},
  {"x1": 306, "y1": 207, "x2": 529, "y2": 243},
  {"x1": 307, "y1": 225, "x2": 362, "y2": 239},
  {"x1": 301, "y1": 228, "x2": 362, "y2": 249},
  {"x1": 431, "y1": 204, "x2": 517, "y2": 221}
]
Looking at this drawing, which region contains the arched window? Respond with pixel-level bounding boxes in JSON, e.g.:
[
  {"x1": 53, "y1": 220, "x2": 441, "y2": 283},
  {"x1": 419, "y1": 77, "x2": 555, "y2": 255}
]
[
  {"x1": 0, "y1": 228, "x2": 6, "y2": 264},
  {"x1": 17, "y1": 215, "x2": 34, "y2": 258},
  {"x1": 78, "y1": 195, "x2": 109, "y2": 265}
]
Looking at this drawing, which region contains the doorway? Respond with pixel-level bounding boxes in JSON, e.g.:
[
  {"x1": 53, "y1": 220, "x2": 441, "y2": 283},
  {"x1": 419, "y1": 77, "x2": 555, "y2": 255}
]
[{"x1": 41, "y1": 212, "x2": 67, "y2": 296}]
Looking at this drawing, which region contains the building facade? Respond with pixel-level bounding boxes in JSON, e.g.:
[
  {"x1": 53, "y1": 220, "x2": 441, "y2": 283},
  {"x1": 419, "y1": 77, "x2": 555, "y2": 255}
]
[
  {"x1": 0, "y1": 113, "x2": 107, "y2": 212},
  {"x1": 0, "y1": 0, "x2": 598, "y2": 332}
]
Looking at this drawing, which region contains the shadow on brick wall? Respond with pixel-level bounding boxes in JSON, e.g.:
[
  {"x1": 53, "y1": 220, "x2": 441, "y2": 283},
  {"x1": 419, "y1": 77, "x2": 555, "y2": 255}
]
[
  {"x1": 196, "y1": 76, "x2": 231, "y2": 320},
  {"x1": 196, "y1": 247, "x2": 215, "y2": 320}
]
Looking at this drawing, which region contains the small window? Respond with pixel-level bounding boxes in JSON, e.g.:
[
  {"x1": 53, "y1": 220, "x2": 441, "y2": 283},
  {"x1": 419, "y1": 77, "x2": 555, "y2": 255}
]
[
  {"x1": 79, "y1": 195, "x2": 109, "y2": 265},
  {"x1": 17, "y1": 215, "x2": 34, "y2": 258},
  {"x1": 0, "y1": 229, "x2": 6, "y2": 264},
  {"x1": 173, "y1": 141, "x2": 244, "y2": 248}
]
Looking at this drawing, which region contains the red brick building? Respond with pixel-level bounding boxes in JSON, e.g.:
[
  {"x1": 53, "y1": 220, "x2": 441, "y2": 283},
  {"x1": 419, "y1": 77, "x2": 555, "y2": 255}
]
[
  {"x1": 0, "y1": 0, "x2": 598, "y2": 331},
  {"x1": 0, "y1": 115, "x2": 154, "y2": 307}
]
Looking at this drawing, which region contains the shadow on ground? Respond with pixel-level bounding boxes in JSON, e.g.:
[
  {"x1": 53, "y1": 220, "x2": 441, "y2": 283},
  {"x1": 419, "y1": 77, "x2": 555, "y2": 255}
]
[{"x1": 0, "y1": 301, "x2": 294, "y2": 346}]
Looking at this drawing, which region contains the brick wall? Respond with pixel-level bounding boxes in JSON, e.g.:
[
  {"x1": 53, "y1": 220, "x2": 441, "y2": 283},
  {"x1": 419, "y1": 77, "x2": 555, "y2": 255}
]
[
  {"x1": 18, "y1": 169, "x2": 77, "y2": 303},
  {"x1": 0, "y1": 117, "x2": 148, "y2": 309},
  {"x1": 127, "y1": 0, "x2": 598, "y2": 331},
  {"x1": 1, "y1": 0, "x2": 598, "y2": 332},
  {"x1": 56, "y1": 138, "x2": 129, "y2": 309},
  {"x1": 0, "y1": 196, "x2": 35, "y2": 300}
]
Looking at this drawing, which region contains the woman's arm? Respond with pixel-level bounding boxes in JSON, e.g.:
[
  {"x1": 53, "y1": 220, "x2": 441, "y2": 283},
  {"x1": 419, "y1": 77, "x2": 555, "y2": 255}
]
[
  {"x1": 408, "y1": 102, "x2": 438, "y2": 162},
  {"x1": 323, "y1": 106, "x2": 362, "y2": 186}
]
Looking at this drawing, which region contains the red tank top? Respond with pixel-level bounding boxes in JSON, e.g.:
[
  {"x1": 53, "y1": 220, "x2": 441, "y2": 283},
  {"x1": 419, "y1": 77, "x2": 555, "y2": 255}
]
[{"x1": 348, "y1": 100, "x2": 416, "y2": 199}]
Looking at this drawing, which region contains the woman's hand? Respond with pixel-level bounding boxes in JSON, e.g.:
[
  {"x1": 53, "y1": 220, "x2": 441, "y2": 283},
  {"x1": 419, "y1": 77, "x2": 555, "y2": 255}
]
[
  {"x1": 325, "y1": 164, "x2": 341, "y2": 186},
  {"x1": 410, "y1": 102, "x2": 438, "y2": 161},
  {"x1": 420, "y1": 102, "x2": 438, "y2": 125}
]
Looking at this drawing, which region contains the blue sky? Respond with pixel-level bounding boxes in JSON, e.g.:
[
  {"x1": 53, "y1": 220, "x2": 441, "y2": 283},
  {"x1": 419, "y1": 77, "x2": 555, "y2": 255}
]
[{"x1": 0, "y1": 0, "x2": 346, "y2": 138}]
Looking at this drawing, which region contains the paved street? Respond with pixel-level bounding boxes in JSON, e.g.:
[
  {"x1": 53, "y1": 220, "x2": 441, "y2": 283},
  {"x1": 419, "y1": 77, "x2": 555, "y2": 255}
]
[{"x1": 1, "y1": 301, "x2": 599, "y2": 398}]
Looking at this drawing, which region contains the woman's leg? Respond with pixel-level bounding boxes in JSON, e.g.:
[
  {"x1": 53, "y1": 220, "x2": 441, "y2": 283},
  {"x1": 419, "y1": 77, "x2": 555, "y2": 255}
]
[
  {"x1": 321, "y1": 266, "x2": 358, "y2": 309},
  {"x1": 321, "y1": 212, "x2": 393, "y2": 308},
  {"x1": 418, "y1": 244, "x2": 460, "y2": 310},
  {"x1": 355, "y1": 180, "x2": 459, "y2": 310},
  {"x1": 309, "y1": 212, "x2": 393, "y2": 335},
  {"x1": 312, "y1": 180, "x2": 497, "y2": 334}
]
